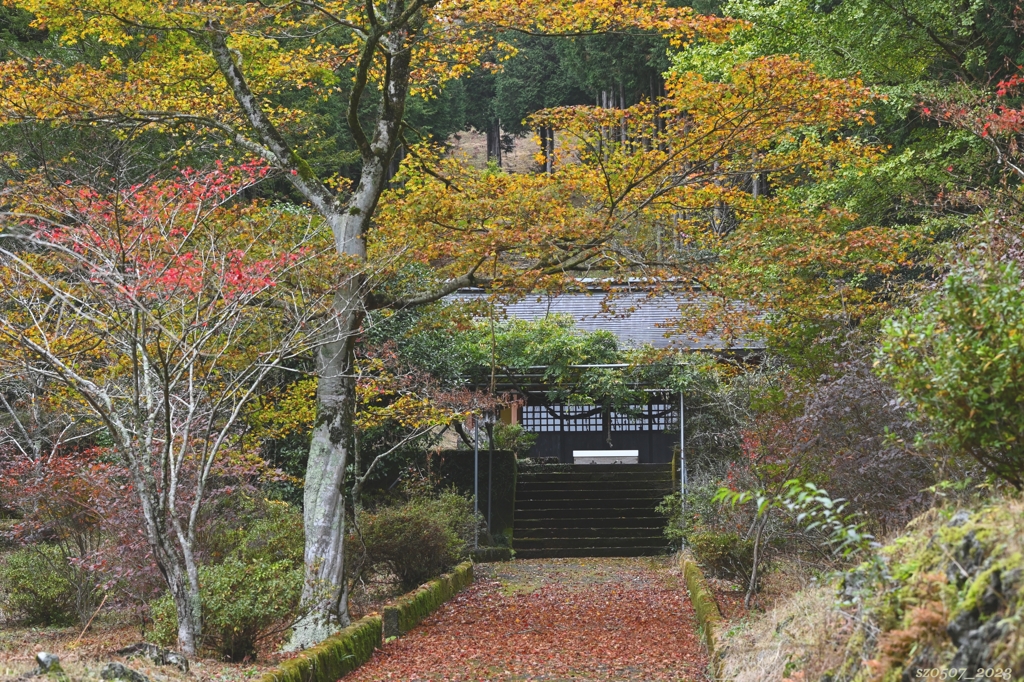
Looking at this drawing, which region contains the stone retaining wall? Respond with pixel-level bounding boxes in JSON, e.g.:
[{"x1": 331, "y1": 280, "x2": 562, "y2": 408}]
[{"x1": 679, "y1": 555, "x2": 724, "y2": 678}]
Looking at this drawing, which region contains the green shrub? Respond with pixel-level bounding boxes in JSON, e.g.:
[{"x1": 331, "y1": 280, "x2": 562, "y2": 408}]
[
  {"x1": 151, "y1": 502, "x2": 305, "y2": 661},
  {"x1": 879, "y1": 261, "x2": 1024, "y2": 490},
  {"x1": 688, "y1": 529, "x2": 759, "y2": 586},
  {"x1": 357, "y1": 491, "x2": 475, "y2": 590},
  {"x1": 0, "y1": 545, "x2": 84, "y2": 626},
  {"x1": 491, "y1": 423, "x2": 537, "y2": 458},
  {"x1": 151, "y1": 558, "x2": 303, "y2": 661},
  {"x1": 227, "y1": 501, "x2": 304, "y2": 566},
  {"x1": 658, "y1": 488, "x2": 766, "y2": 588},
  {"x1": 199, "y1": 497, "x2": 304, "y2": 566},
  {"x1": 657, "y1": 487, "x2": 726, "y2": 550}
]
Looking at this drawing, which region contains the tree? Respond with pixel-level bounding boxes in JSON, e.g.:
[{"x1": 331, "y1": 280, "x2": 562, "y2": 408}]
[
  {"x1": 924, "y1": 72, "x2": 1024, "y2": 184},
  {"x1": 0, "y1": 365, "x2": 99, "y2": 476},
  {"x1": 376, "y1": 56, "x2": 903, "y2": 343},
  {"x1": 0, "y1": 163, "x2": 330, "y2": 655},
  {"x1": 720, "y1": 0, "x2": 1024, "y2": 86},
  {"x1": 0, "y1": 0, "x2": 720, "y2": 647}
]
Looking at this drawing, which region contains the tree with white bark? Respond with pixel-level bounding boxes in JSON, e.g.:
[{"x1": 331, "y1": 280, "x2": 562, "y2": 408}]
[{"x1": 0, "y1": 163, "x2": 335, "y2": 656}]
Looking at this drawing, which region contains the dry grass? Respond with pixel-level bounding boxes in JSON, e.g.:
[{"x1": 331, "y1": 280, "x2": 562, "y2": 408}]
[
  {"x1": 0, "y1": 621, "x2": 283, "y2": 682},
  {"x1": 717, "y1": 583, "x2": 844, "y2": 682}
]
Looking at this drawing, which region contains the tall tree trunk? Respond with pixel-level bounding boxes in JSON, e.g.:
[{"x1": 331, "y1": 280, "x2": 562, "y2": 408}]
[
  {"x1": 287, "y1": 30, "x2": 412, "y2": 650},
  {"x1": 538, "y1": 126, "x2": 555, "y2": 174},
  {"x1": 288, "y1": 304, "x2": 361, "y2": 648},
  {"x1": 145, "y1": 509, "x2": 202, "y2": 657},
  {"x1": 619, "y1": 81, "x2": 628, "y2": 144},
  {"x1": 486, "y1": 120, "x2": 503, "y2": 167},
  {"x1": 210, "y1": 9, "x2": 418, "y2": 651},
  {"x1": 166, "y1": 567, "x2": 201, "y2": 657}
]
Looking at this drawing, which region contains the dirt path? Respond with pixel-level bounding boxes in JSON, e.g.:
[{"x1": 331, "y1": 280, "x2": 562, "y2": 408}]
[{"x1": 347, "y1": 557, "x2": 707, "y2": 682}]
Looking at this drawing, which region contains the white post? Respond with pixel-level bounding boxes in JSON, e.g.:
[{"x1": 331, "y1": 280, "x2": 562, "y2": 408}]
[
  {"x1": 474, "y1": 416, "x2": 480, "y2": 550},
  {"x1": 680, "y1": 390, "x2": 686, "y2": 508}
]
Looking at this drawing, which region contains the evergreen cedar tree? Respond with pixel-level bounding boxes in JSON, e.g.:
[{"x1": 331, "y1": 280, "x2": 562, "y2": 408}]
[{"x1": 0, "y1": 0, "x2": 906, "y2": 652}]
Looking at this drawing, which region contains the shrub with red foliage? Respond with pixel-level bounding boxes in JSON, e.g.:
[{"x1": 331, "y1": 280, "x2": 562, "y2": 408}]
[
  {"x1": 924, "y1": 72, "x2": 1024, "y2": 182},
  {"x1": 0, "y1": 449, "x2": 159, "y2": 622}
]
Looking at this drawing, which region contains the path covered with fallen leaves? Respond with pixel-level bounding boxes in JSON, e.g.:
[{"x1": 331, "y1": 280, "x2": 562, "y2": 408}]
[{"x1": 347, "y1": 557, "x2": 706, "y2": 681}]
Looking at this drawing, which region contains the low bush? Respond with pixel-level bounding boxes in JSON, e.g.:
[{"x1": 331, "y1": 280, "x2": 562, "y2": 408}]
[
  {"x1": 151, "y1": 558, "x2": 303, "y2": 661},
  {"x1": 356, "y1": 491, "x2": 476, "y2": 590},
  {"x1": 688, "y1": 529, "x2": 759, "y2": 585},
  {"x1": 0, "y1": 545, "x2": 89, "y2": 626},
  {"x1": 658, "y1": 486, "x2": 727, "y2": 550},
  {"x1": 150, "y1": 501, "x2": 305, "y2": 661},
  {"x1": 659, "y1": 489, "x2": 763, "y2": 588}
]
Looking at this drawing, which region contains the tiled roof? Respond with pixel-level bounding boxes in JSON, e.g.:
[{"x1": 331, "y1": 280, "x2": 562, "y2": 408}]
[{"x1": 456, "y1": 290, "x2": 763, "y2": 350}]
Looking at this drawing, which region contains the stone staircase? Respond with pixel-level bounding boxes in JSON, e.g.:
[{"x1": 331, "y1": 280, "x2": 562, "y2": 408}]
[{"x1": 513, "y1": 463, "x2": 673, "y2": 558}]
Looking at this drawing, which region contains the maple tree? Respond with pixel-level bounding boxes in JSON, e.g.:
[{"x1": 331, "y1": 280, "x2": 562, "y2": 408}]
[
  {"x1": 0, "y1": 163, "x2": 332, "y2": 655},
  {"x1": 375, "y1": 55, "x2": 904, "y2": 343},
  {"x1": 922, "y1": 73, "x2": 1024, "y2": 184}
]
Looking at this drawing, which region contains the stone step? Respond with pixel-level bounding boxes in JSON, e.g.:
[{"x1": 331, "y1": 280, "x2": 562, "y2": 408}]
[
  {"x1": 513, "y1": 546, "x2": 669, "y2": 558},
  {"x1": 513, "y1": 536, "x2": 670, "y2": 550},
  {"x1": 519, "y1": 470, "x2": 672, "y2": 482},
  {"x1": 518, "y1": 476, "x2": 673, "y2": 487},
  {"x1": 516, "y1": 488, "x2": 671, "y2": 502},
  {"x1": 513, "y1": 515, "x2": 667, "y2": 530},
  {"x1": 514, "y1": 507, "x2": 665, "y2": 520},
  {"x1": 515, "y1": 499, "x2": 662, "y2": 514},
  {"x1": 512, "y1": 464, "x2": 671, "y2": 559},
  {"x1": 515, "y1": 526, "x2": 665, "y2": 540},
  {"x1": 521, "y1": 463, "x2": 671, "y2": 472}
]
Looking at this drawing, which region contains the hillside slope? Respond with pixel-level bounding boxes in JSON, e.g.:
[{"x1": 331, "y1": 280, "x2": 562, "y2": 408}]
[{"x1": 718, "y1": 500, "x2": 1023, "y2": 682}]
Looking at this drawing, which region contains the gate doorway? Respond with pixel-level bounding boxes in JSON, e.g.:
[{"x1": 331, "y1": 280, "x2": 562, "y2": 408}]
[{"x1": 518, "y1": 400, "x2": 679, "y2": 464}]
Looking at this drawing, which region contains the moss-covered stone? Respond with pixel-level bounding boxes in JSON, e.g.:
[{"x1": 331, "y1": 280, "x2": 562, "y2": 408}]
[
  {"x1": 260, "y1": 615, "x2": 382, "y2": 682},
  {"x1": 679, "y1": 555, "x2": 723, "y2": 677},
  {"x1": 849, "y1": 502, "x2": 1023, "y2": 680},
  {"x1": 383, "y1": 561, "x2": 474, "y2": 638},
  {"x1": 717, "y1": 501, "x2": 1024, "y2": 682}
]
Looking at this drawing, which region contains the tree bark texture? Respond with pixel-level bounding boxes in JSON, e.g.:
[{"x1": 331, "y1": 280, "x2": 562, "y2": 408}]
[{"x1": 287, "y1": 301, "x2": 361, "y2": 647}]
